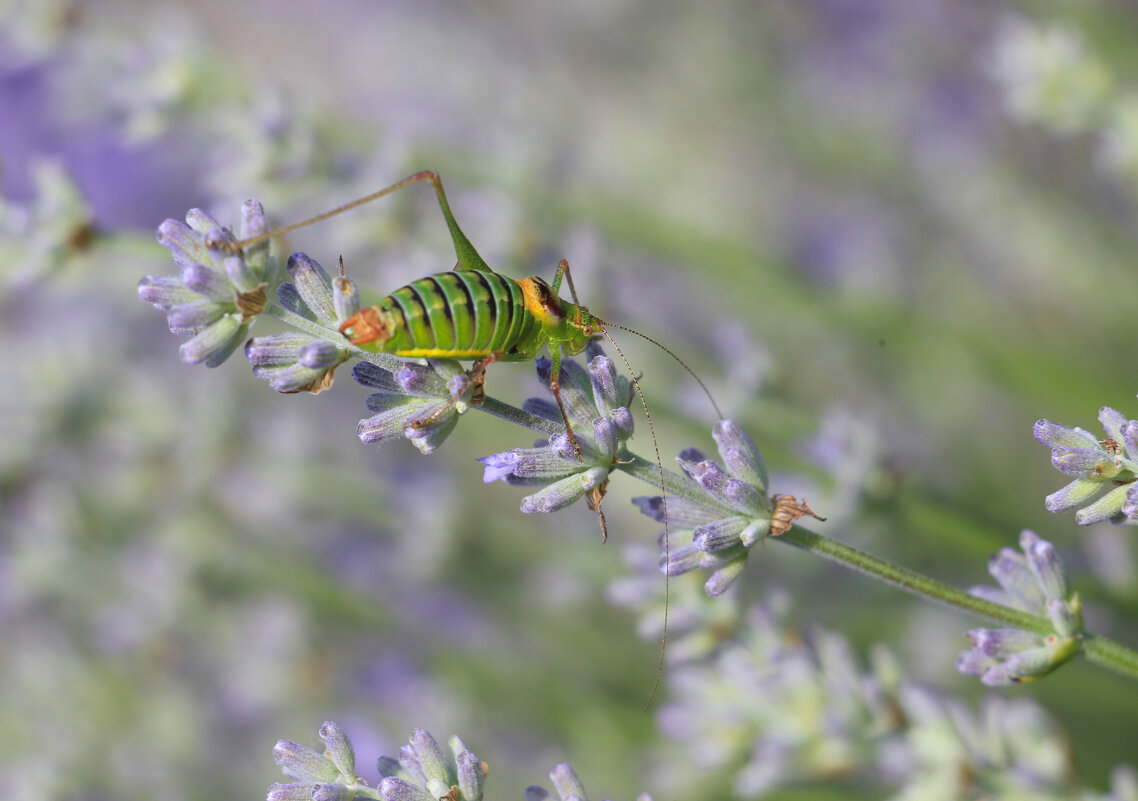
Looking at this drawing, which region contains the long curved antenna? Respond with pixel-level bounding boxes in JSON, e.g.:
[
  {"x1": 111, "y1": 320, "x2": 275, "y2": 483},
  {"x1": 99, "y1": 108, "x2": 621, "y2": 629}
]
[
  {"x1": 599, "y1": 328, "x2": 669, "y2": 711},
  {"x1": 593, "y1": 319, "x2": 723, "y2": 419}
]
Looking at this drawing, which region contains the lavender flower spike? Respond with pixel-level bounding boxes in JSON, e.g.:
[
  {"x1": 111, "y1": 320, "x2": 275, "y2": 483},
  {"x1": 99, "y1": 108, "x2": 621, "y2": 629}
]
[
  {"x1": 1034, "y1": 409, "x2": 1138, "y2": 525},
  {"x1": 525, "y1": 762, "x2": 655, "y2": 801},
  {"x1": 140, "y1": 200, "x2": 278, "y2": 367},
  {"x1": 375, "y1": 729, "x2": 486, "y2": 801},
  {"x1": 633, "y1": 420, "x2": 782, "y2": 597},
  {"x1": 353, "y1": 358, "x2": 476, "y2": 454},
  {"x1": 478, "y1": 347, "x2": 634, "y2": 537},
  {"x1": 957, "y1": 530, "x2": 1083, "y2": 685},
  {"x1": 246, "y1": 253, "x2": 358, "y2": 394}
]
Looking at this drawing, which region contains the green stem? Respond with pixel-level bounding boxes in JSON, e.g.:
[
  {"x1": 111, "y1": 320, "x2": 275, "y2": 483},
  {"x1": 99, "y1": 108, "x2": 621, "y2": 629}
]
[{"x1": 773, "y1": 527, "x2": 1050, "y2": 631}]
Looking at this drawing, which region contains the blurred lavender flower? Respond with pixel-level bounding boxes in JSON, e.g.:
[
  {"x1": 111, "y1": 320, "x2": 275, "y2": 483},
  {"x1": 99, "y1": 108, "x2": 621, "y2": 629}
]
[
  {"x1": 605, "y1": 541, "x2": 742, "y2": 664},
  {"x1": 525, "y1": 762, "x2": 653, "y2": 801},
  {"x1": 140, "y1": 199, "x2": 277, "y2": 366},
  {"x1": 376, "y1": 729, "x2": 485, "y2": 801},
  {"x1": 957, "y1": 530, "x2": 1082, "y2": 686},
  {"x1": 0, "y1": 159, "x2": 94, "y2": 286},
  {"x1": 1034, "y1": 408, "x2": 1138, "y2": 525},
  {"x1": 246, "y1": 253, "x2": 357, "y2": 394},
  {"x1": 988, "y1": 16, "x2": 1110, "y2": 136},
  {"x1": 656, "y1": 597, "x2": 899, "y2": 797},
  {"x1": 633, "y1": 420, "x2": 781, "y2": 596},
  {"x1": 353, "y1": 358, "x2": 476, "y2": 455},
  {"x1": 478, "y1": 346, "x2": 634, "y2": 534}
]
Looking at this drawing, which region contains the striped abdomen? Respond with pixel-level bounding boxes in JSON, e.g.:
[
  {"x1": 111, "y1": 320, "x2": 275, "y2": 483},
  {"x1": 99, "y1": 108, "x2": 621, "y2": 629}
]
[{"x1": 344, "y1": 269, "x2": 544, "y2": 359}]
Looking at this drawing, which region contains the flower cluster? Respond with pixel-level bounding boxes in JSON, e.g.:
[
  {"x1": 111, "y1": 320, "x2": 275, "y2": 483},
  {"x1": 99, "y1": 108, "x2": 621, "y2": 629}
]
[
  {"x1": 245, "y1": 253, "x2": 357, "y2": 393},
  {"x1": 140, "y1": 201, "x2": 277, "y2": 366},
  {"x1": 353, "y1": 358, "x2": 477, "y2": 455},
  {"x1": 269, "y1": 725, "x2": 485, "y2": 801},
  {"x1": 956, "y1": 530, "x2": 1082, "y2": 686},
  {"x1": 268, "y1": 721, "x2": 362, "y2": 801},
  {"x1": 525, "y1": 762, "x2": 654, "y2": 801},
  {"x1": 478, "y1": 346, "x2": 633, "y2": 529},
  {"x1": 375, "y1": 729, "x2": 485, "y2": 801},
  {"x1": 1034, "y1": 408, "x2": 1138, "y2": 525},
  {"x1": 633, "y1": 421, "x2": 773, "y2": 596}
]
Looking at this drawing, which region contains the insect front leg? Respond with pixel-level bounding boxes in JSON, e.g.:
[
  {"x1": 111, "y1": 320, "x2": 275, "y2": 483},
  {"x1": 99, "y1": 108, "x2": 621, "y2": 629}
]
[
  {"x1": 550, "y1": 259, "x2": 581, "y2": 305},
  {"x1": 548, "y1": 347, "x2": 584, "y2": 464}
]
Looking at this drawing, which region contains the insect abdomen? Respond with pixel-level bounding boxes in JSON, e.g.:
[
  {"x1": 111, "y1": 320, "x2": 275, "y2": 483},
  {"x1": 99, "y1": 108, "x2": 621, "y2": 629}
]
[{"x1": 356, "y1": 270, "x2": 541, "y2": 358}]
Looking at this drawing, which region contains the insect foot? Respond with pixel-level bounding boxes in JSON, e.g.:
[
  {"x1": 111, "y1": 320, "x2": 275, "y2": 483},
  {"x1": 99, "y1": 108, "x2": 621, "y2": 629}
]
[
  {"x1": 634, "y1": 420, "x2": 790, "y2": 597},
  {"x1": 478, "y1": 346, "x2": 634, "y2": 540}
]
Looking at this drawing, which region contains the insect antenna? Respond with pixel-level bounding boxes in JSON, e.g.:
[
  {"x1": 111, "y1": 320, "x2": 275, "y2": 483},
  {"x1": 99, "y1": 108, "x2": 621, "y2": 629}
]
[
  {"x1": 593, "y1": 317, "x2": 721, "y2": 710},
  {"x1": 595, "y1": 328, "x2": 669, "y2": 710},
  {"x1": 596, "y1": 321, "x2": 722, "y2": 419}
]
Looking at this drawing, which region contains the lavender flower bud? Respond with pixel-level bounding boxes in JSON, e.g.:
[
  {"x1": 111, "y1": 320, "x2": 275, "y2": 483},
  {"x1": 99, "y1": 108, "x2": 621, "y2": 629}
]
[
  {"x1": 1033, "y1": 419, "x2": 1099, "y2": 449},
  {"x1": 267, "y1": 782, "x2": 314, "y2": 801},
  {"x1": 179, "y1": 313, "x2": 245, "y2": 367},
  {"x1": 592, "y1": 416, "x2": 618, "y2": 457},
  {"x1": 246, "y1": 333, "x2": 310, "y2": 366},
  {"x1": 705, "y1": 558, "x2": 746, "y2": 596},
  {"x1": 181, "y1": 262, "x2": 231, "y2": 300},
  {"x1": 408, "y1": 729, "x2": 449, "y2": 783},
  {"x1": 632, "y1": 496, "x2": 719, "y2": 527},
  {"x1": 1021, "y1": 531, "x2": 1067, "y2": 600},
  {"x1": 273, "y1": 740, "x2": 339, "y2": 783},
  {"x1": 549, "y1": 764, "x2": 588, "y2": 800},
  {"x1": 1051, "y1": 447, "x2": 1119, "y2": 478},
  {"x1": 454, "y1": 750, "x2": 485, "y2": 801},
  {"x1": 378, "y1": 777, "x2": 434, "y2": 801},
  {"x1": 167, "y1": 298, "x2": 226, "y2": 330},
  {"x1": 588, "y1": 355, "x2": 627, "y2": 417},
  {"x1": 520, "y1": 467, "x2": 608, "y2": 513},
  {"x1": 287, "y1": 253, "x2": 338, "y2": 326},
  {"x1": 610, "y1": 406, "x2": 634, "y2": 439},
  {"x1": 318, "y1": 721, "x2": 355, "y2": 778},
  {"x1": 138, "y1": 274, "x2": 196, "y2": 310},
  {"x1": 1045, "y1": 477, "x2": 1106, "y2": 513},
  {"x1": 965, "y1": 627, "x2": 1040, "y2": 657},
  {"x1": 298, "y1": 340, "x2": 342, "y2": 370},
  {"x1": 660, "y1": 542, "x2": 702, "y2": 576},
  {"x1": 692, "y1": 516, "x2": 749, "y2": 552},
  {"x1": 376, "y1": 756, "x2": 405, "y2": 779},
  {"x1": 1122, "y1": 420, "x2": 1138, "y2": 456},
  {"x1": 1074, "y1": 484, "x2": 1128, "y2": 525},
  {"x1": 312, "y1": 784, "x2": 351, "y2": 801},
  {"x1": 277, "y1": 282, "x2": 314, "y2": 320},
  {"x1": 713, "y1": 419, "x2": 768, "y2": 493},
  {"x1": 239, "y1": 199, "x2": 272, "y2": 270},
  {"x1": 1124, "y1": 484, "x2": 1138, "y2": 520},
  {"x1": 987, "y1": 547, "x2": 1046, "y2": 611}
]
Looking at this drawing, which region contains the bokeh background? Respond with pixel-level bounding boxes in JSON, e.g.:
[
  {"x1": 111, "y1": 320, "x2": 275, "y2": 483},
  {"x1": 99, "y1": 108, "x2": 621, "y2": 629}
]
[{"x1": 2, "y1": 1, "x2": 1137, "y2": 798}]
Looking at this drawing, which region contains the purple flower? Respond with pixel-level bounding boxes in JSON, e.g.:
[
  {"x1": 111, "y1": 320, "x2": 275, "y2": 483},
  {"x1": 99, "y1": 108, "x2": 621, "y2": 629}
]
[
  {"x1": 957, "y1": 530, "x2": 1082, "y2": 686},
  {"x1": 1034, "y1": 409, "x2": 1138, "y2": 525},
  {"x1": 525, "y1": 763, "x2": 654, "y2": 801},
  {"x1": 140, "y1": 200, "x2": 278, "y2": 366},
  {"x1": 353, "y1": 359, "x2": 476, "y2": 454},
  {"x1": 245, "y1": 254, "x2": 358, "y2": 393},
  {"x1": 375, "y1": 729, "x2": 485, "y2": 801},
  {"x1": 478, "y1": 349, "x2": 635, "y2": 533},
  {"x1": 633, "y1": 420, "x2": 775, "y2": 597}
]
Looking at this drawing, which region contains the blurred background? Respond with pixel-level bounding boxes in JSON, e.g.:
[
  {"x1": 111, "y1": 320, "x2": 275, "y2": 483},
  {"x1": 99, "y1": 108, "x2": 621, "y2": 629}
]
[{"x1": 2, "y1": 0, "x2": 1137, "y2": 798}]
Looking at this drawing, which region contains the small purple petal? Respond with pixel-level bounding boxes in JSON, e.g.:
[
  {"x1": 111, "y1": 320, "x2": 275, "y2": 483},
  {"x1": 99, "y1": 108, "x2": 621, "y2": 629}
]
[
  {"x1": 692, "y1": 516, "x2": 749, "y2": 552},
  {"x1": 298, "y1": 340, "x2": 342, "y2": 370}
]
